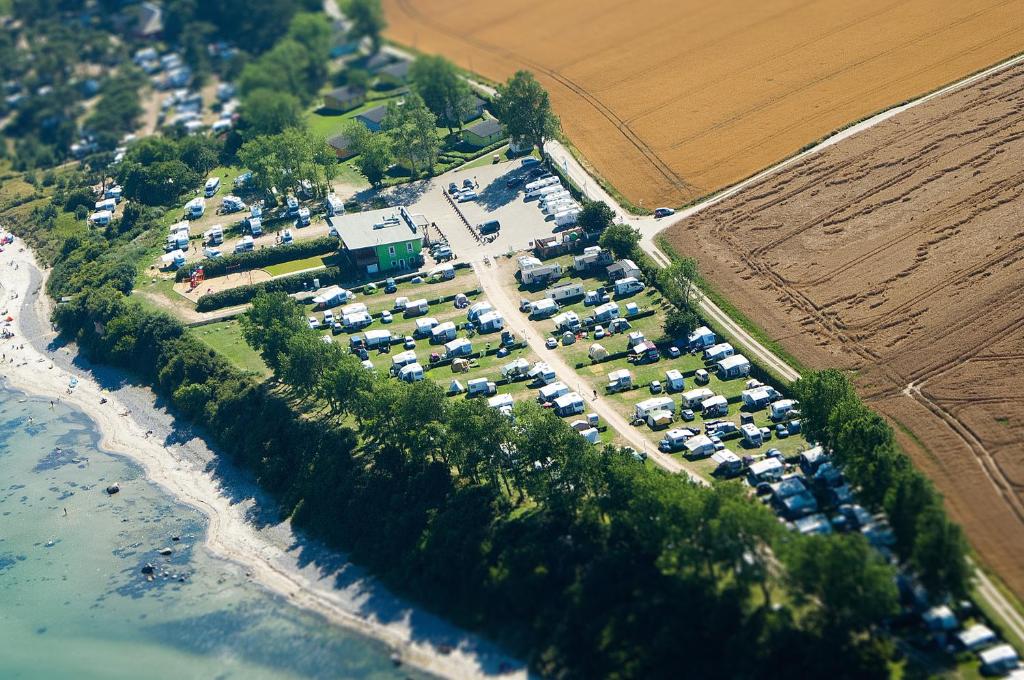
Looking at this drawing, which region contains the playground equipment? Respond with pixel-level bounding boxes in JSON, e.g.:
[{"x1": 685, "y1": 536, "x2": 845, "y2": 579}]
[{"x1": 189, "y1": 266, "x2": 205, "y2": 291}]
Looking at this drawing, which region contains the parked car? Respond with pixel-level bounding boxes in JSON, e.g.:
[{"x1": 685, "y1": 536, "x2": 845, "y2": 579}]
[
  {"x1": 654, "y1": 207, "x2": 676, "y2": 218},
  {"x1": 385, "y1": 277, "x2": 397, "y2": 293},
  {"x1": 462, "y1": 178, "x2": 474, "y2": 189},
  {"x1": 775, "y1": 424, "x2": 790, "y2": 438},
  {"x1": 522, "y1": 157, "x2": 541, "y2": 167},
  {"x1": 458, "y1": 191, "x2": 478, "y2": 202},
  {"x1": 667, "y1": 345, "x2": 681, "y2": 358},
  {"x1": 694, "y1": 369, "x2": 710, "y2": 385},
  {"x1": 681, "y1": 409, "x2": 695, "y2": 421},
  {"x1": 381, "y1": 310, "x2": 393, "y2": 323},
  {"x1": 545, "y1": 337, "x2": 558, "y2": 349},
  {"x1": 649, "y1": 380, "x2": 663, "y2": 394},
  {"x1": 448, "y1": 182, "x2": 458, "y2": 194},
  {"x1": 404, "y1": 336, "x2": 416, "y2": 350},
  {"x1": 308, "y1": 316, "x2": 320, "y2": 329},
  {"x1": 594, "y1": 325, "x2": 606, "y2": 339}
]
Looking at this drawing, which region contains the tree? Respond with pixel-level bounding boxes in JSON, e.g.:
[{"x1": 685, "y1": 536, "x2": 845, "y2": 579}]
[
  {"x1": 382, "y1": 93, "x2": 440, "y2": 176},
  {"x1": 281, "y1": 331, "x2": 341, "y2": 397},
  {"x1": 286, "y1": 12, "x2": 333, "y2": 95},
  {"x1": 791, "y1": 369, "x2": 858, "y2": 446},
  {"x1": 240, "y1": 88, "x2": 304, "y2": 137},
  {"x1": 657, "y1": 257, "x2": 699, "y2": 309},
  {"x1": 345, "y1": 122, "x2": 392, "y2": 187},
  {"x1": 911, "y1": 505, "x2": 970, "y2": 599},
  {"x1": 578, "y1": 200, "x2": 615, "y2": 233},
  {"x1": 240, "y1": 292, "x2": 309, "y2": 372},
  {"x1": 664, "y1": 307, "x2": 700, "y2": 342},
  {"x1": 347, "y1": 0, "x2": 386, "y2": 53},
  {"x1": 599, "y1": 222, "x2": 641, "y2": 260},
  {"x1": 410, "y1": 55, "x2": 474, "y2": 133},
  {"x1": 495, "y1": 70, "x2": 559, "y2": 156},
  {"x1": 178, "y1": 135, "x2": 221, "y2": 176}
]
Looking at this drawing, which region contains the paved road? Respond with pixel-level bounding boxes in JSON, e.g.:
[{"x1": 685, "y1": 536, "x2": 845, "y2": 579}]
[{"x1": 473, "y1": 259, "x2": 706, "y2": 486}]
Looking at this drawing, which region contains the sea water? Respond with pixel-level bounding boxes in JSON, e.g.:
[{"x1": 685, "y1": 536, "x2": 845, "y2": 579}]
[{"x1": 0, "y1": 386, "x2": 428, "y2": 680}]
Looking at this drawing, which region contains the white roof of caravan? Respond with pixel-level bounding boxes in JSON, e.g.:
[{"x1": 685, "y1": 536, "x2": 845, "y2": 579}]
[
  {"x1": 160, "y1": 250, "x2": 185, "y2": 263},
  {"x1": 749, "y1": 457, "x2": 784, "y2": 476},
  {"x1": 488, "y1": 394, "x2": 514, "y2": 409},
  {"x1": 663, "y1": 428, "x2": 691, "y2": 441},
  {"x1": 980, "y1": 644, "x2": 1018, "y2": 666},
  {"x1": 614, "y1": 276, "x2": 640, "y2": 286},
  {"x1": 407, "y1": 298, "x2": 427, "y2": 307},
  {"x1": 685, "y1": 435, "x2": 714, "y2": 452},
  {"x1": 528, "y1": 361, "x2": 552, "y2": 375},
  {"x1": 531, "y1": 298, "x2": 558, "y2": 310},
  {"x1": 431, "y1": 320, "x2": 455, "y2": 333},
  {"x1": 702, "y1": 395, "x2": 728, "y2": 408},
  {"x1": 392, "y1": 350, "x2": 417, "y2": 365},
  {"x1": 343, "y1": 311, "x2": 371, "y2": 322},
  {"x1": 429, "y1": 263, "x2": 454, "y2": 276},
  {"x1": 594, "y1": 302, "x2": 619, "y2": 315},
  {"x1": 743, "y1": 386, "x2": 777, "y2": 401},
  {"x1": 772, "y1": 399, "x2": 797, "y2": 410},
  {"x1": 608, "y1": 368, "x2": 632, "y2": 381},
  {"x1": 415, "y1": 317, "x2": 438, "y2": 329},
  {"x1": 445, "y1": 338, "x2": 471, "y2": 351},
  {"x1": 516, "y1": 255, "x2": 541, "y2": 269},
  {"x1": 741, "y1": 423, "x2": 761, "y2": 437},
  {"x1": 665, "y1": 369, "x2": 684, "y2": 381},
  {"x1": 364, "y1": 329, "x2": 391, "y2": 341},
  {"x1": 502, "y1": 357, "x2": 528, "y2": 373},
  {"x1": 341, "y1": 302, "x2": 367, "y2": 315},
  {"x1": 467, "y1": 377, "x2": 490, "y2": 387},
  {"x1": 312, "y1": 286, "x2": 347, "y2": 304},
  {"x1": 554, "y1": 392, "x2": 583, "y2": 408},
  {"x1": 683, "y1": 387, "x2": 714, "y2": 401},
  {"x1": 637, "y1": 396, "x2": 674, "y2": 412},
  {"x1": 553, "y1": 310, "x2": 579, "y2": 324},
  {"x1": 469, "y1": 301, "x2": 492, "y2": 313},
  {"x1": 478, "y1": 310, "x2": 503, "y2": 324},
  {"x1": 718, "y1": 354, "x2": 750, "y2": 370},
  {"x1": 399, "y1": 362, "x2": 423, "y2": 376},
  {"x1": 185, "y1": 197, "x2": 205, "y2": 208},
  {"x1": 706, "y1": 342, "x2": 734, "y2": 354},
  {"x1": 539, "y1": 381, "x2": 569, "y2": 397},
  {"x1": 712, "y1": 449, "x2": 741, "y2": 465},
  {"x1": 957, "y1": 624, "x2": 996, "y2": 649},
  {"x1": 689, "y1": 325, "x2": 715, "y2": 341}
]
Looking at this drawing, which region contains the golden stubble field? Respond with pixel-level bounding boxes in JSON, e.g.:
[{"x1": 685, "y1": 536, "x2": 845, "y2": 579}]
[{"x1": 384, "y1": 0, "x2": 1024, "y2": 208}]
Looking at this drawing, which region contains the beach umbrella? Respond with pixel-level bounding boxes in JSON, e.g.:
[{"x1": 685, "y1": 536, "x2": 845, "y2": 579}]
[{"x1": 5, "y1": 316, "x2": 12, "y2": 321}]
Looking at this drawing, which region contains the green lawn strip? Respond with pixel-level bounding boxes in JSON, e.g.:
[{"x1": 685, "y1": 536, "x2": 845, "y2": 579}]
[
  {"x1": 263, "y1": 252, "x2": 343, "y2": 277},
  {"x1": 192, "y1": 319, "x2": 271, "y2": 376}
]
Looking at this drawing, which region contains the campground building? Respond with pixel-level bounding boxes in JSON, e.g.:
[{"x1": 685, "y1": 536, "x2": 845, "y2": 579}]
[{"x1": 332, "y1": 206, "x2": 426, "y2": 275}]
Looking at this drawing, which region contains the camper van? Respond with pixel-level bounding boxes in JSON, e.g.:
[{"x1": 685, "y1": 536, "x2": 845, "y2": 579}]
[
  {"x1": 711, "y1": 450, "x2": 743, "y2": 477},
  {"x1": 233, "y1": 235, "x2": 254, "y2": 253},
  {"x1": 546, "y1": 282, "x2": 585, "y2": 303},
  {"x1": 528, "y1": 362, "x2": 556, "y2": 386},
  {"x1": 538, "y1": 381, "x2": 570, "y2": 404},
  {"x1": 444, "y1": 338, "x2": 473, "y2": 359},
  {"x1": 524, "y1": 176, "x2": 559, "y2": 192},
  {"x1": 204, "y1": 176, "x2": 221, "y2": 197},
  {"x1": 414, "y1": 317, "x2": 439, "y2": 338},
  {"x1": 430, "y1": 321, "x2": 457, "y2": 343},
  {"x1": 398, "y1": 362, "x2": 424, "y2": 383},
  {"x1": 95, "y1": 198, "x2": 117, "y2": 213},
  {"x1": 296, "y1": 207, "x2": 311, "y2": 227},
  {"x1": 635, "y1": 397, "x2": 676, "y2": 421},
  {"x1": 530, "y1": 298, "x2": 559, "y2": 319},
  {"x1": 682, "y1": 387, "x2": 715, "y2": 410},
  {"x1": 90, "y1": 210, "x2": 113, "y2": 225},
  {"x1": 554, "y1": 209, "x2": 581, "y2": 227},
  {"x1": 770, "y1": 399, "x2": 799, "y2": 421},
  {"x1": 703, "y1": 343, "x2": 735, "y2": 362},
  {"x1": 312, "y1": 286, "x2": 354, "y2": 309},
  {"x1": 467, "y1": 377, "x2": 497, "y2": 397},
  {"x1": 607, "y1": 369, "x2": 633, "y2": 393},
  {"x1": 613, "y1": 277, "x2": 645, "y2": 297},
  {"x1": 477, "y1": 311, "x2": 504, "y2": 333},
  {"x1": 185, "y1": 197, "x2": 206, "y2": 219},
  {"x1": 684, "y1": 434, "x2": 716, "y2": 459},
  {"x1": 204, "y1": 226, "x2": 223, "y2": 245},
  {"x1": 222, "y1": 195, "x2": 245, "y2": 213},
  {"x1": 247, "y1": 217, "x2": 263, "y2": 237},
  {"x1": 592, "y1": 302, "x2": 620, "y2": 323},
  {"x1": 528, "y1": 184, "x2": 564, "y2": 201},
  {"x1": 364, "y1": 329, "x2": 392, "y2": 350},
  {"x1": 391, "y1": 350, "x2": 418, "y2": 375},
  {"x1": 404, "y1": 299, "x2": 429, "y2": 317},
  {"x1": 553, "y1": 311, "x2": 581, "y2": 333},
  {"x1": 701, "y1": 395, "x2": 729, "y2": 417},
  {"x1": 717, "y1": 354, "x2": 751, "y2": 379},
  {"x1": 659, "y1": 428, "x2": 693, "y2": 453},
  {"x1": 741, "y1": 423, "x2": 764, "y2": 447},
  {"x1": 324, "y1": 193, "x2": 345, "y2": 217},
  {"x1": 553, "y1": 392, "x2": 585, "y2": 417},
  {"x1": 664, "y1": 369, "x2": 685, "y2": 392}
]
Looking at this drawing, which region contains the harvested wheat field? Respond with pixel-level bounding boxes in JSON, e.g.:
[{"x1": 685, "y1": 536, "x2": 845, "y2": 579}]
[
  {"x1": 665, "y1": 63, "x2": 1024, "y2": 598},
  {"x1": 383, "y1": 0, "x2": 1024, "y2": 208}
]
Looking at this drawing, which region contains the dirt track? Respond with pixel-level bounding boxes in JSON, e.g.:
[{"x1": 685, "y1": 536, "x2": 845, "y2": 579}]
[
  {"x1": 665, "y1": 64, "x2": 1024, "y2": 599},
  {"x1": 383, "y1": 0, "x2": 1024, "y2": 208}
]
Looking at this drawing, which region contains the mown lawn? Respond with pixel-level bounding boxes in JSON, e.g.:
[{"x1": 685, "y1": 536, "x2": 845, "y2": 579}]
[
  {"x1": 264, "y1": 252, "x2": 344, "y2": 277},
  {"x1": 193, "y1": 319, "x2": 271, "y2": 376}
]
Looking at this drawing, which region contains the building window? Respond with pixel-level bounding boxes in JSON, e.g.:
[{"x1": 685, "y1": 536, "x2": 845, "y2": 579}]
[
  {"x1": 388, "y1": 245, "x2": 395, "y2": 256},
  {"x1": 406, "y1": 242, "x2": 414, "y2": 254}
]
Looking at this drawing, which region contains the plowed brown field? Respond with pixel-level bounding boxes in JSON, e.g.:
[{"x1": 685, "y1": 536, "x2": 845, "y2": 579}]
[
  {"x1": 665, "y1": 64, "x2": 1024, "y2": 599},
  {"x1": 383, "y1": 0, "x2": 1024, "y2": 208}
]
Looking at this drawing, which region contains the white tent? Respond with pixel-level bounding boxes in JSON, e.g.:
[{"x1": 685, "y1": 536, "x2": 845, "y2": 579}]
[{"x1": 588, "y1": 343, "x2": 608, "y2": 361}]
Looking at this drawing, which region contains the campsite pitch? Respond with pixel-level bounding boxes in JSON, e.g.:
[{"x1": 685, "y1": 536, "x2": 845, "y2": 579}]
[
  {"x1": 664, "y1": 64, "x2": 1024, "y2": 601},
  {"x1": 384, "y1": 0, "x2": 1024, "y2": 208}
]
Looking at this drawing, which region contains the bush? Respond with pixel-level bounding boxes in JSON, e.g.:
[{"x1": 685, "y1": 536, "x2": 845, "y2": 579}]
[{"x1": 176, "y1": 236, "x2": 340, "y2": 281}]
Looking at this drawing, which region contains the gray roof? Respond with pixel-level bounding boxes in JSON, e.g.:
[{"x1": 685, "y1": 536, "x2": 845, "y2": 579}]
[
  {"x1": 467, "y1": 118, "x2": 502, "y2": 137},
  {"x1": 377, "y1": 61, "x2": 410, "y2": 80},
  {"x1": 327, "y1": 133, "x2": 351, "y2": 150},
  {"x1": 335, "y1": 206, "x2": 421, "y2": 250},
  {"x1": 325, "y1": 85, "x2": 364, "y2": 103},
  {"x1": 357, "y1": 105, "x2": 388, "y2": 124}
]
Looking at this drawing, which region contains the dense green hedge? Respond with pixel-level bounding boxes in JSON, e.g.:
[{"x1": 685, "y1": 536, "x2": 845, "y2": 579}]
[
  {"x1": 195, "y1": 267, "x2": 343, "y2": 312},
  {"x1": 175, "y1": 236, "x2": 340, "y2": 281}
]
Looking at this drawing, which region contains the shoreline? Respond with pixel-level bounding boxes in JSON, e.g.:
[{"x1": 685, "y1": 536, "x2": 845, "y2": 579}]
[{"x1": 0, "y1": 241, "x2": 526, "y2": 680}]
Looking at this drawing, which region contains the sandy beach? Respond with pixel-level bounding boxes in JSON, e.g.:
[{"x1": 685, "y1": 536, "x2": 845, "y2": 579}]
[{"x1": 0, "y1": 239, "x2": 526, "y2": 680}]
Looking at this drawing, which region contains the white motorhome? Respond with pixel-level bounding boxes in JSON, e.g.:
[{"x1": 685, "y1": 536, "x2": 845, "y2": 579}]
[
  {"x1": 770, "y1": 399, "x2": 799, "y2": 421},
  {"x1": 364, "y1": 329, "x2": 392, "y2": 349},
  {"x1": 414, "y1": 317, "x2": 439, "y2": 338},
  {"x1": 324, "y1": 193, "x2": 345, "y2": 217},
  {"x1": 741, "y1": 423, "x2": 763, "y2": 447},
  {"x1": 233, "y1": 235, "x2": 254, "y2": 253},
  {"x1": 664, "y1": 369, "x2": 685, "y2": 392},
  {"x1": 553, "y1": 392, "x2": 585, "y2": 417},
  {"x1": 528, "y1": 362, "x2": 556, "y2": 385},
  {"x1": 185, "y1": 197, "x2": 206, "y2": 219},
  {"x1": 635, "y1": 397, "x2": 676, "y2": 420},
  {"x1": 592, "y1": 302, "x2": 620, "y2": 323},
  {"x1": 682, "y1": 387, "x2": 715, "y2": 409},
  {"x1": 487, "y1": 394, "x2": 514, "y2": 412},
  {"x1": 528, "y1": 184, "x2": 564, "y2": 200},
  {"x1": 204, "y1": 225, "x2": 223, "y2": 245},
  {"x1": 554, "y1": 209, "x2": 580, "y2": 227},
  {"x1": 398, "y1": 362, "x2": 425, "y2": 383},
  {"x1": 467, "y1": 377, "x2": 496, "y2": 397},
  {"x1": 553, "y1": 310, "x2": 581, "y2": 332},
  {"x1": 90, "y1": 210, "x2": 113, "y2": 225},
  {"x1": 538, "y1": 381, "x2": 570, "y2": 403},
  {"x1": 204, "y1": 176, "x2": 221, "y2": 197},
  {"x1": 524, "y1": 176, "x2": 559, "y2": 192},
  {"x1": 613, "y1": 277, "x2": 645, "y2": 297},
  {"x1": 444, "y1": 337, "x2": 473, "y2": 358},
  {"x1": 529, "y1": 298, "x2": 559, "y2": 319}
]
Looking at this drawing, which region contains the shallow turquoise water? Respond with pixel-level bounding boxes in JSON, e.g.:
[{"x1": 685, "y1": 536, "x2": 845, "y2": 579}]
[{"x1": 0, "y1": 386, "x2": 426, "y2": 680}]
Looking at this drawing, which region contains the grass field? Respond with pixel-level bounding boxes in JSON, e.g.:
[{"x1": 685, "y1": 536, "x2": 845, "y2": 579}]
[
  {"x1": 193, "y1": 319, "x2": 271, "y2": 376},
  {"x1": 383, "y1": 0, "x2": 1024, "y2": 208}
]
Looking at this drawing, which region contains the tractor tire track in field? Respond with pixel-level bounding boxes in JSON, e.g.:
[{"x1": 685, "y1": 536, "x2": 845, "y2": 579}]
[
  {"x1": 668, "y1": 62, "x2": 1024, "y2": 601},
  {"x1": 391, "y1": 0, "x2": 701, "y2": 200}
]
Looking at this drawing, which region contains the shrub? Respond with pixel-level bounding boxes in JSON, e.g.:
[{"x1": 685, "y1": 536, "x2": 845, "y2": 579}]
[{"x1": 176, "y1": 236, "x2": 340, "y2": 281}]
